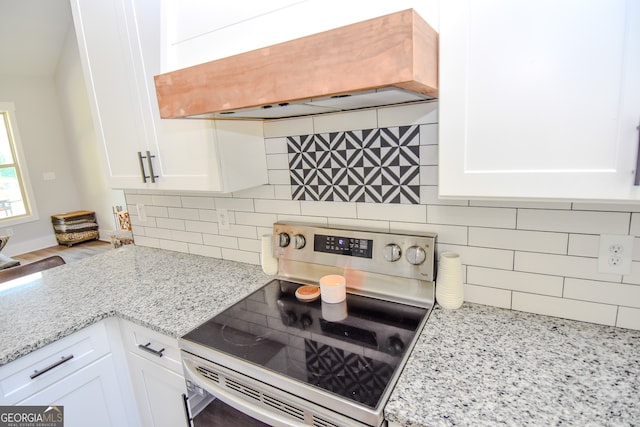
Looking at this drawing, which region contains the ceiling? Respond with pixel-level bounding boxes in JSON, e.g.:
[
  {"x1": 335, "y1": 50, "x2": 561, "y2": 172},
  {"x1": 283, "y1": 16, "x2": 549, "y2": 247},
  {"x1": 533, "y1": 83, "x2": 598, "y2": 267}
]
[{"x1": 0, "y1": 0, "x2": 73, "y2": 76}]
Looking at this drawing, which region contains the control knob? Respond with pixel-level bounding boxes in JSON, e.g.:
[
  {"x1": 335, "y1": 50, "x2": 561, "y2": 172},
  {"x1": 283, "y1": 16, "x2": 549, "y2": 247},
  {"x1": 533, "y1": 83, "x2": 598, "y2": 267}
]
[
  {"x1": 293, "y1": 234, "x2": 306, "y2": 249},
  {"x1": 278, "y1": 232, "x2": 291, "y2": 248},
  {"x1": 383, "y1": 244, "x2": 401, "y2": 262},
  {"x1": 406, "y1": 246, "x2": 426, "y2": 265}
]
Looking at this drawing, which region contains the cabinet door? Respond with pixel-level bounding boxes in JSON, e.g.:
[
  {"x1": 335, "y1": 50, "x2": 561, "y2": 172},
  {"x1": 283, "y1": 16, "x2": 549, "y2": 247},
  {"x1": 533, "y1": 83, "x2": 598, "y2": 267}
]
[
  {"x1": 128, "y1": 352, "x2": 187, "y2": 427},
  {"x1": 18, "y1": 355, "x2": 131, "y2": 427},
  {"x1": 71, "y1": 0, "x2": 150, "y2": 189},
  {"x1": 439, "y1": 0, "x2": 640, "y2": 201}
]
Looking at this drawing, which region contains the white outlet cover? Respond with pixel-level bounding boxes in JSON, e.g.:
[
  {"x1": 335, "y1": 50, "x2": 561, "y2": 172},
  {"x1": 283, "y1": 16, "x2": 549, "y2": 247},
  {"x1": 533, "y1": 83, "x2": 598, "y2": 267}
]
[{"x1": 597, "y1": 234, "x2": 634, "y2": 274}]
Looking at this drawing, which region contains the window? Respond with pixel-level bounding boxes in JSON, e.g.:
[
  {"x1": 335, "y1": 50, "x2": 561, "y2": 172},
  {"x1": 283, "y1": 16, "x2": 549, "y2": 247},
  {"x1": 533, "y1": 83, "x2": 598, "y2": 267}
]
[{"x1": 0, "y1": 103, "x2": 37, "y2": 223}]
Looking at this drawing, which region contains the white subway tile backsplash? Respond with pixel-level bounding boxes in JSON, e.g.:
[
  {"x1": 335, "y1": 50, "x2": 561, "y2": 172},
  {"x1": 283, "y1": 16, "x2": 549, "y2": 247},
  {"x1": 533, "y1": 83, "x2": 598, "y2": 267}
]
[
  {"x1": 428, "y1": 206, "x2": 516, "y2": 228},
  {"x1": 357, "y1": 203, "x2": 426, "y2": 223},
  {"x1": 151, "y1": 195, "x2": 182, "y2": 207},
  {"x1": 616, "y1": 307, "x2": 640, "y2": 329},
  {"x1": 515, "y1": 252, "x2": 621, "y2": 282},
  {"x1": 145, "y1": 206, "x2": 168, "y2": 218},
  {"x1": 512, "y1": 292, "x2": 617, "y2": 326},
  {"x1": 390, "y1": 223, "x2": 466, "y2": 245},
  {"x1": 155, "y1": 218, "x2": 185, "y2": 231},
  {"x1": 264, "y1": 137, "x2": 288, "y2": 154},
  {"x1": 564, "y1": 279, "x2": 639, "y2": 308},
  {"x1": 126, "y1": 101, "x2": 640, "y2": 331},
  {"x1": 420, "y1": 187, "x2": 469, "y2": 206},
  {"x1": 188, "y1": 244, "x2": 222, "y2": 258},
  {"x1": 313, "y1": 110, "x2": 377, "y2": 133},
  {"x1": 232, "y1": 185, "x2": 276, "y2": 200},
  {"x1": 266, "y1": 153, "x2": 289, "y2": 170},
  {"x1": 437, "y1": 244, "x2": 513, "y2": 270},
  {"x1": 132, "y1": 235, "x2": 159, "y2": 248},
  {"x1": 255, "y1": 199, "x2": 300, "y2": 215},
  {"x1": 235, "y1": 212, "x2": 278, "y2": 227},
  {"x1": 517, "y1": 209, "x2": 630, "y2": 234},
  {"x1": 185, "y1": 220, "x2": 219, "y2": 234},
  {"x1": 180, "y1": 196, "x2": 215, "y2": 209},
  {"x1": 377, "y1": 102, "x2": 438, "y2": 127},
  {"x1": 221, "y1": 248, "x2": 259, "y2": 265},
  {"x1": 420, "y1": 124, "x2": 438, "y2": 145},
  {"x1": 203, "y1": 234, "x2": 238, "y2": 249},
  {"x1": 463, "y1": 284, "x2": 511, "y2": 309},
  {"x1": 300, "y1": 201, "x2": 357, "y2": 218},
  {"x1": 159, "y1": 239, "x2": 189, "y2": 253},
  {"x1": 274, "y1": 185, "x2": 292, "y2": 200},
  {"x1": 215, "y1": 198, "x2": 254, "y2": 212},
  {"x1": 171, "y1": 231, "x2": 204, "y2": 244},
  {"x1": 419, "y1": 145, "x2": 438, "y2": 166},
  {"x1": 268, "y1": 170, "x2": 291, "y2": 185},
  {"x1": 567, "y1": 234, "x2": 599, "y2": 257},
  {"x1": 168, "y1": 207, "x2": 200, "y2": 221},
  {"x1": 630, "y1": 213, "x2": 640, "y2": 236},
  {"x1": 467, "y1": 267, "x2": 563, "y2": 297},
  {"x1": 238, "y1": 238, "x2": 261, "y2": 252},
  {"x1": 469, "y1": 228, "x2": 567, "y2": 254},
  {"x1": 219, "y1": 224, "x2": 258, "y2": 239},
  {"x1": 420, "y1": 166, "x2": 438, "y2": 186},
  {"x1": 263, "y1": 117, "x2": 313, "y2": 138}
]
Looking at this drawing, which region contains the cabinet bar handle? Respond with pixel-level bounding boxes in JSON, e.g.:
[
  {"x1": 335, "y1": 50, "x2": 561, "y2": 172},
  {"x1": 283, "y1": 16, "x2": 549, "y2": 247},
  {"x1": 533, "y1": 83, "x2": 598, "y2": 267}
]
[
  {"x1": 138, "y1": 151, "x2": 149, "y2": 183},
  {"x1": 138, "y1": 342, "x2": 164, "y2": 357},
  {"x1": 635, "y1": 120, "x2": 640, "y2": 186},
  {"x1": 30, "y1": 354, "x2": 74, "y2": 379},
  {"x1": 182, "y1": 393, "x2": 193, "y2": 427},
  {"x1": 145, "y1": 151, "x2": 158, "y2": 183}
]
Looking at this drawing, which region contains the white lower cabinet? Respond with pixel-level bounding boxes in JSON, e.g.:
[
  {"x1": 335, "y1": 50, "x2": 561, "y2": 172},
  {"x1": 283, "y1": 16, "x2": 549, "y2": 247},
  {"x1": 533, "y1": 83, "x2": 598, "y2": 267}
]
[
  {"x1": 17, "y1": 355, "x2": 129, "y2": 427},
  {"x1": 119, "y1": 319, "x2": 186, "y2": 427},
  {"x1": 128, "y1": 352, "x2": 187, "y2": 427},
  {"x1": 0, "y1": 321, "x2": 132, "y2": 427}
]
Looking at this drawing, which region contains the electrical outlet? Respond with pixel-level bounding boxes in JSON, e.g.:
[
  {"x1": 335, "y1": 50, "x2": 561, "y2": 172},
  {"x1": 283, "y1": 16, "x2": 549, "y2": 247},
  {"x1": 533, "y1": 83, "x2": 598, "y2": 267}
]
[
  {"x1": 598, "y1": 234, "x2": 634, "y2": 274},
  {"x1": 136, "y1": 204, "x2": 147, "y2": 222},
  {"x1": 217, "y1": 208, "x2": 230, "y2": 230}
]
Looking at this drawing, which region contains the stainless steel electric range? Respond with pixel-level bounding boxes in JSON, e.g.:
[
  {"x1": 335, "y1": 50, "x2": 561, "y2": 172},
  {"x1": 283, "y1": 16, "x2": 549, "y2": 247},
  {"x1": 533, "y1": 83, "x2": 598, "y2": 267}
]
[{"x1": 180, "y1": 223, "x2": 437, "y2": 427}]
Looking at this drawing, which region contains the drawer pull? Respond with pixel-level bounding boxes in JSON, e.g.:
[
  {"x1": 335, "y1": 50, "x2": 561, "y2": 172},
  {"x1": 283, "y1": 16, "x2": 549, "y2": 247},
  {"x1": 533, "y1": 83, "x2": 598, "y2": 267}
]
[
  {"x1": 138, "y1": 342, "x2": 165, "y2": 357},
  {"x1": 30, "y1": 355, "x2": 74, "y2": 380}
]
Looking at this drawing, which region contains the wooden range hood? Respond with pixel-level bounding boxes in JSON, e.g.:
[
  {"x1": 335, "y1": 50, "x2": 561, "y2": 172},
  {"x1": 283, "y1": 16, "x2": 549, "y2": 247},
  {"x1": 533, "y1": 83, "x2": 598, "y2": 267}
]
[{"x1": 154, "y1": 9, "x2": 438, "y2": 120}]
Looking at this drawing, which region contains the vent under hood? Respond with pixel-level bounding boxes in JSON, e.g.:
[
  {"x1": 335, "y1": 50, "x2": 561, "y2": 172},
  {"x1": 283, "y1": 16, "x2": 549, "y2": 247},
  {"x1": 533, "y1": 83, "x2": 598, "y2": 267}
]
[{"x1": 154, "y1": 9, "x2": 438, "y2": 120}]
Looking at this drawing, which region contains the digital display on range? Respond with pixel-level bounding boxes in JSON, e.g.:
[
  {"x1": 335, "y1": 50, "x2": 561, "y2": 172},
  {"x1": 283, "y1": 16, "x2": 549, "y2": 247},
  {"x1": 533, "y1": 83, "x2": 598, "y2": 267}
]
[{"x1": 314, "y1": 234, "x2": 373, "y2": 258}]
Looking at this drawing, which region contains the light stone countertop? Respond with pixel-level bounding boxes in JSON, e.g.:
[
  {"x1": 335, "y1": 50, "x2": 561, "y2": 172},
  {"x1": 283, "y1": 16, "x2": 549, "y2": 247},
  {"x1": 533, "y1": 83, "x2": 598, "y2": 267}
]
[
  {"x1": 1, "y1": 245, "x2": 638, "y2": 426},
  {"x1": 0, "y1": 245, "x2": 271, "y2": 366},
  {"x1": 385, "y1": 304, "x2": 640, "y2": 427}
]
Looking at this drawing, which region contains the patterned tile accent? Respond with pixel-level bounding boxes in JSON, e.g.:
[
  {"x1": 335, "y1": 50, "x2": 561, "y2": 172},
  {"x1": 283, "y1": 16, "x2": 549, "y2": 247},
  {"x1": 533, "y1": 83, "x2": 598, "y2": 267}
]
[{"x1": 287, "y1": 126, "x2": 420, "y2": 204}]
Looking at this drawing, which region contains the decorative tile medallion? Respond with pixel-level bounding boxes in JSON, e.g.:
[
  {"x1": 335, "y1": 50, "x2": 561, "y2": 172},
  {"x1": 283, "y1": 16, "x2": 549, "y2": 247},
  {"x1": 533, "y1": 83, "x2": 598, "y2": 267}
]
[{"x1": 287, "y1": 125, "x2": 420, "y2": 204}]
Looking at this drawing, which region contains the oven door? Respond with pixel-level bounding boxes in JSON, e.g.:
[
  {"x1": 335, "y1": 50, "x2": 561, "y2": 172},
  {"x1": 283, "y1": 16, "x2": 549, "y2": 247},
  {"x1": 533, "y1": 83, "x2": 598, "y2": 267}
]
[
  {"x1": 182, "y1": 358, "x2": 303, "y2": 427},
  {"x1": 181, "y1": 351, "x2": 374, "y2": 427}
]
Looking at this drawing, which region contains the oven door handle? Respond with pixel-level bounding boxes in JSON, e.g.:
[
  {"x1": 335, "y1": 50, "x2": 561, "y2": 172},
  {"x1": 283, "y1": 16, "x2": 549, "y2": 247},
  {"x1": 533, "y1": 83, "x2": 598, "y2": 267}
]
[{"x1": 184, "y1": 362, "x2": 307, "y2": 427}]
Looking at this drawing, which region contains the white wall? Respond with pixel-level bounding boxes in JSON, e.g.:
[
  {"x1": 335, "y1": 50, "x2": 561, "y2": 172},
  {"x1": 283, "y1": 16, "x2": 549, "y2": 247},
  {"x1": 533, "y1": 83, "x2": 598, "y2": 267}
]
[
  {"x1": 125, "y1": 102, "x2": 640, "y2": 332},
  {"x1": 54, "y1": 26, "x2": 126, "y2": 240},
  {"x1": 0, "y1": 74, "x2": 83, "y2": 255}
]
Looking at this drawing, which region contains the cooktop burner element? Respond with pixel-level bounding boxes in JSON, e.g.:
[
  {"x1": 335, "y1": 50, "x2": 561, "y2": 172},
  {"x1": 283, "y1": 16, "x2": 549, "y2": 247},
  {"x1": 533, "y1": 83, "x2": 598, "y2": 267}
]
[{"x1": 180, "y1": 223, "x2": 437, "y2": 427}]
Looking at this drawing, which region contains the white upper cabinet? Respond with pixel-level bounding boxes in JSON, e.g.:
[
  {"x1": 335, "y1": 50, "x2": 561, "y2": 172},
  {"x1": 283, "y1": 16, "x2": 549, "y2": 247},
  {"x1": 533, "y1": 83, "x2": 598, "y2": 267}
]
[
  {"x1": 71, "y1": 0, "x2": 267, "y2": 192},
  {"x1": 161, "y1": 0, "x2": 440, "y2": 73},
  {"x1": 439, "y1": 0, "x2": 640, "y2": 201}
]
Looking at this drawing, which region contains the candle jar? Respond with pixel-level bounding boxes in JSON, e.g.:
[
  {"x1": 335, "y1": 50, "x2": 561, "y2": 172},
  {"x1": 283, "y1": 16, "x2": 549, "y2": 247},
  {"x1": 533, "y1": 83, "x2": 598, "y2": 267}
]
[{"x1": 319, "y1": 274, "x2": 346, "y2": 303}]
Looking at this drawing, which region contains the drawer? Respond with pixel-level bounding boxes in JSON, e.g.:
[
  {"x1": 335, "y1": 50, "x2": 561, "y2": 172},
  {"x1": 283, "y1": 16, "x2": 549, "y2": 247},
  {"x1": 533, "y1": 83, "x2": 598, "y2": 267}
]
[
  {"x1": 0, "y1": 321, "x2": 111, "y2": 404},
  {"x1": 119, "y1": 320, "x2": 181, "y2": 374}
]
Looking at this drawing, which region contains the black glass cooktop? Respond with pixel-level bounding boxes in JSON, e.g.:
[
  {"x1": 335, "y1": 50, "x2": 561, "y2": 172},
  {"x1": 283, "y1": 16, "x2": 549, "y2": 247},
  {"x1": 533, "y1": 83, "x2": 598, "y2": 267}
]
[{"x1": 181, "y1": 279, "x2": 429, "y2": 409}]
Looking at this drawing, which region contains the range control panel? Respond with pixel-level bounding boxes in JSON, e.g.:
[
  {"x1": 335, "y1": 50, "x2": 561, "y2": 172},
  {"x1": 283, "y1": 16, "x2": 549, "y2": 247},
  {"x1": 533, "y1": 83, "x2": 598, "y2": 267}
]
[{"x1": 273, "y1": 223, "x2": 437, "y2": 282}]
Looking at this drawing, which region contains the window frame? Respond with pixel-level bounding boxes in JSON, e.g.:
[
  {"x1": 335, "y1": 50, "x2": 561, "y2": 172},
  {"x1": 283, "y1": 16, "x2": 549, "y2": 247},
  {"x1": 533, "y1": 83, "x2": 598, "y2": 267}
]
[{"x1": 0, "y1": 102, "x2": 39, "y2": 226}]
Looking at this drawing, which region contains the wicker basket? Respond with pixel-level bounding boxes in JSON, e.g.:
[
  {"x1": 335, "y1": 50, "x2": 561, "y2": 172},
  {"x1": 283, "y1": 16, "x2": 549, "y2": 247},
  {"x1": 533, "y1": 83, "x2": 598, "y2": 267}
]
[{"x1": 51, "y1": 210, "x2": 99, "y2": 246}]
